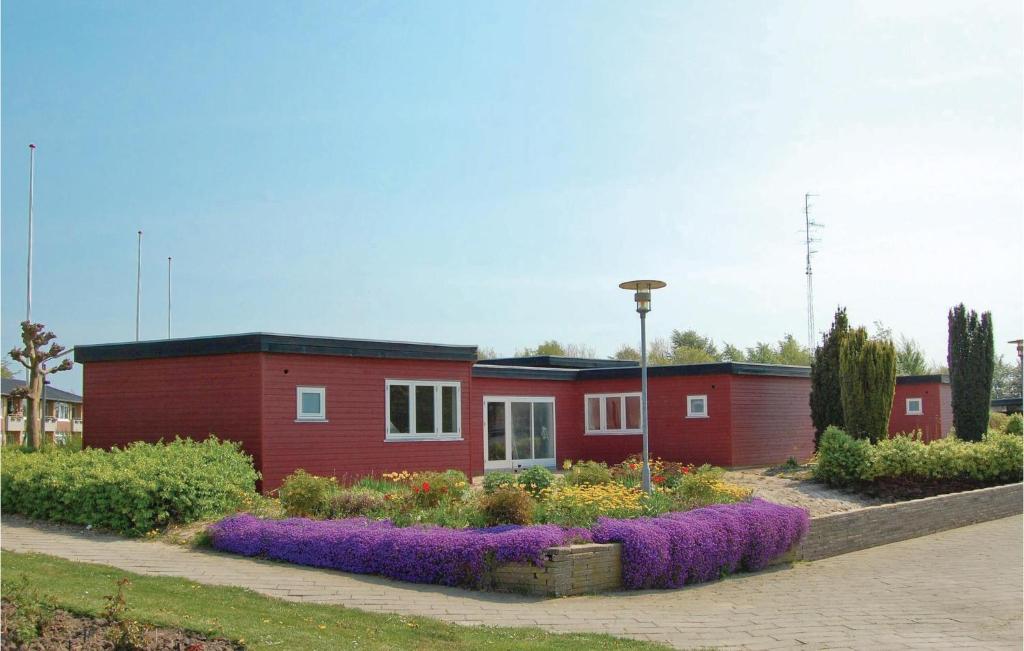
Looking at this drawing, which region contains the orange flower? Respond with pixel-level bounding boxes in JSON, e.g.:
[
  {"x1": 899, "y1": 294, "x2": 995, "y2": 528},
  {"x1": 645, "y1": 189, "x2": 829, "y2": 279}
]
[{"x1": 652, "y1": 475, "x2": 666, "y2": 484}]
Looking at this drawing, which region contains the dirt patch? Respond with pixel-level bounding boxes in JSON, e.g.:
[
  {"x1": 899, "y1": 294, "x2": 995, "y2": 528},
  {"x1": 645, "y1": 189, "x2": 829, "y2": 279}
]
[
  {"x1": 1, "y1": 600, "x2": 242, "y2": 650},
  {"x1": 723, "y1": 469, "x2": 888, "y2": 517}
]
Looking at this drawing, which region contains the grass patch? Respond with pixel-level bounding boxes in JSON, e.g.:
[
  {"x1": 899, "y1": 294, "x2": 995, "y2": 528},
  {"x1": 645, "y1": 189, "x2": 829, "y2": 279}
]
[{"x1": 1, "y1": 552, "x2": 663, "y2": 650}]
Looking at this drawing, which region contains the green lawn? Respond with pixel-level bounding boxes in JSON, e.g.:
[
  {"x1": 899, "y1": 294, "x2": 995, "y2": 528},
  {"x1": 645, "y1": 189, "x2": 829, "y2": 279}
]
[{"x1": 1, "y1": 552, "x2": 664, "y2": 650}]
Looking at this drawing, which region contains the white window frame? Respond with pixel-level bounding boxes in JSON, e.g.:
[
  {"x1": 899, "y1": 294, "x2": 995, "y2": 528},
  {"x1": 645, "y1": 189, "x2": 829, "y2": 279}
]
[
  {"x1": 55, "y1": 403, "x2": 70, "y2": 420},
  {"x1": 295, "y1": 386, "x2": 327, "y2": 422},
  {"x1": 584, "y1": 392, "x2": 642, "y2": 435},
  {"x1": 687, "y1": 394, "x2": 709, "y2": 419},
  {"x1": 385, "y1": 379, "x2": 461, "y2": 441},
  {"x1": 905, "y1": 397, "x2": 923, "y2": 416}
]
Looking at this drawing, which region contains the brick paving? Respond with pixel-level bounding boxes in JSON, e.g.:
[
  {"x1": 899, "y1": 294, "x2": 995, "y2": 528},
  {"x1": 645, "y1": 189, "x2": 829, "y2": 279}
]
[{"x1": 2, "y1": 515, "x2": 1021, "y2": 650}]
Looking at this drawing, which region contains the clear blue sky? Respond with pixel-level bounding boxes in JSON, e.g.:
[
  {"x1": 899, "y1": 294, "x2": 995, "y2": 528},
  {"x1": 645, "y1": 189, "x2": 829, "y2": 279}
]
[{"x1": 3, "y1": 1, "x2": 1021, "y2": 393}]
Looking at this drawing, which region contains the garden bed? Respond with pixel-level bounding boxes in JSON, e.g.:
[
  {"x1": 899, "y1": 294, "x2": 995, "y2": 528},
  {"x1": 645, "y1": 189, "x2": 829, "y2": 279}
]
[{"x1": 208, "y1": 499, "x2": 810, "y2": 594}]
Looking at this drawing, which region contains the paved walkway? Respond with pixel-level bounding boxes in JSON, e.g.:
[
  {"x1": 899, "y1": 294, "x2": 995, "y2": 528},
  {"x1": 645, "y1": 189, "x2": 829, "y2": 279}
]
[{"x1": 2, "y1": 515, "x2": 1021, "y2": 650}]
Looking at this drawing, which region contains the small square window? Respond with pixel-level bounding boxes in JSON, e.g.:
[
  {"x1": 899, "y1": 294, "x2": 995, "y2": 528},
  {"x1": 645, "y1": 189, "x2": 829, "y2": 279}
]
[
  {"x1": 687, "y1": 395, "x2": 708, "y2": 418},
  {"x1": 296, "y1": 387, "x2": 326, "y2": 421},
  {"x1": 906, "y1": 398, "x2": 923, "y2": 416}
]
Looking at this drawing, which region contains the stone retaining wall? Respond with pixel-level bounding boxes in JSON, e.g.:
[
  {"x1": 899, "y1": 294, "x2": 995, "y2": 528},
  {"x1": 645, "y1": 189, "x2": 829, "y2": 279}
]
[
  {"x1": 491, "y1": 483, "x2": 1022, "y2": 596},
  {"x1": 796, "y1": 482, "x2": 1022, "y2": 561},
  {"x1": 491, "y1": 543, "x2": 621, "y2": 597}
]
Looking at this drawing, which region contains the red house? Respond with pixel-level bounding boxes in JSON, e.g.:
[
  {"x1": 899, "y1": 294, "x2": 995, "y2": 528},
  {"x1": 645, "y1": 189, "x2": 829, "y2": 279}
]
[{"x1": 74, "y1": 333, "x2": 949, "y2": 490}]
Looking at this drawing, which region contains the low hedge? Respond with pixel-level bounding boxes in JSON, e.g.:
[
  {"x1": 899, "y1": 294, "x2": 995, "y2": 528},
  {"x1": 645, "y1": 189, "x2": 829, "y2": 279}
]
[
  {"x1": 1, "y1": 437, "x2": 259, "y2": 536},
  {"x1": 208, "y1": 499, "x2": 808, "y2": 591},
  {"x1": 814, "y1": 426, "x2": 1023, "y2": 488}
]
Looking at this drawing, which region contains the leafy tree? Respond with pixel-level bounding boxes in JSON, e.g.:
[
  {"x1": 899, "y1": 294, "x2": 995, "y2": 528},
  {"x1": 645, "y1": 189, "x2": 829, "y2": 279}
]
[
  {"x1": 8, "y1": 321, "x2": 74, "y2": 450},
  {"x1": 776, "y1": 334, "x2": 813, "y2": 365},
  {"x1": 839, "y1": 326, "x2": 896, "y2": 442},
  {"x1": 720, "y1": 343, "x2": 746, "y2": 362},
  {"x1": 947, "y1": 304, "x2": 994, "y2": 441},
  {"x1": 671, "y1": 346, "x2": 717, "y2": 364},
  {"x1": 744, "y1": 335, "x2": 812, "y2": 365},
  {"x1": 992, "y1": 354, "x2": 1023, "y2": 399},
  {"x1": 563, "y1": 343, "x2": 597, "y2": 358},
  {"x1": 612, "y1": 345, "x2": 641, "y2": 361},
  {"x1": 810, "y1": 307, "x2": 850, "y2": 447},
  {"x1": 476, "y1": 347, "x2": 498, "y2": 360},
  {"x1": 670, "y1": 330, "x2": 718, "y2": 359},
  {"x1": 894, "y1": 335, "x2": 929, "y2": 376},
  {"x1": 515, "y1": 340, "x2": 565, "y2": 357},
  {"x1": 647, "y1": 337, "x2": 673, "y2": 366},
  {"x1": 0, "y1": 360, "x2": 14, "y2": 379}
]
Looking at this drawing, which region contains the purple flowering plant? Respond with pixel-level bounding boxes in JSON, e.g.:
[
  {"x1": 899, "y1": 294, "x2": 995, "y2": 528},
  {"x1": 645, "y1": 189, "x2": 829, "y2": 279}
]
[{"x1": 209, "y1": 499, "x2": 808, "y2": 591}]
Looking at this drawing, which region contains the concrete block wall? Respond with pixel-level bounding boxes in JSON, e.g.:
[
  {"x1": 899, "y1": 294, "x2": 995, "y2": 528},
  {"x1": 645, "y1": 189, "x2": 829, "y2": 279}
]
[
  {"x1": 797, "y1": 482, "x2": 1022, "y2": 561},
  {"x1": 491, "y1": 543, "x2": 621, "y2": 596},
  {"x1": 490, "y1": 483, "x2": 1022, "y2": 596}
]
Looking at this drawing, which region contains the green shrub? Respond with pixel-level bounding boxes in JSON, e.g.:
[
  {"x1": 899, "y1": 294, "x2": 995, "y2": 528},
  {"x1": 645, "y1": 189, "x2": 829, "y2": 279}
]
[
  {"x1": 329, "y1": 489, "x2": 389, "y2": 518},
  {"x1": 813, "y1": 426, "x2": 874, "y2": 487},
  {"x1": 1, "y1": 437, "x2": 258, "y2": 536},
  {"x1": 810, "y1": 307, "x2": 850, "y2": 448},
  {"x1": 816, "y1": 426, "x2": 1023, "y2": 487},
  {"x1": 482, "y1": 471, "x2": 517, "y2": 494},
  {"x1": 948, "y1": 304, "x2": 994, "y2": 442},
  {"x1": 1005, "y1": 414, "x2": 1023, "y2": 436},
  {"x1": 989, "y1": 411, "x2": 1010, "y2": 433},
  {"x1": 839, "y1": 328, "x2": 896, "y2": 442},
  {"x1": 671, "y1": 465, "x2": 752, "y2": 509},
  {"x1": 479, "y1": 486, "x2": 534, "y2": 526},
  {"x1": 516, "y1": 466, "x2": 554, "y2": 499},
  {"x1": 278, "y1": 469, "x2": 337, "y2": 518},
  {"x1": 564, "y1": 460, "x2": 613, "y2": 486}
]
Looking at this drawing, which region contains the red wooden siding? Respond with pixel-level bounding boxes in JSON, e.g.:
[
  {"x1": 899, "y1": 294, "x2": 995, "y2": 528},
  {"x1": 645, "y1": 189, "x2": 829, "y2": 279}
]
[
  {"x1": 889, "y1": 381, "x2": 948, "y2": 442},
  {"x1": 260, "y1": 354, "x2": 475, "y2": 490},
  {"x1": 82, "y1": 353, "x2": 264, "y2": 475},
  {"x1": 729, "y1": 375, "x2": 814, "y2": 466},
  {"x1": 574, "y1": 375, "x2": 735, "y2": 466}
]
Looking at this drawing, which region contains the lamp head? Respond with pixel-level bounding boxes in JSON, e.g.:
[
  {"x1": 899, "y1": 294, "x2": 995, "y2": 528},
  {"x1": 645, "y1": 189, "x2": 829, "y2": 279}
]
[{"x1": 618, "y1": 280, "x2": 666, "y2": 314}]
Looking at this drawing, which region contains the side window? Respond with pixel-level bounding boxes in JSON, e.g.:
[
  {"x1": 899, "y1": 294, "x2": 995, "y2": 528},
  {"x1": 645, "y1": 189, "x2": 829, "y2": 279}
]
[
  {"x1": 906, "y1": 398, "x2": 923, "y2": 415},
  {"x1": 687, "y1": 395, "x2": 708, "y2": 418},
  {"x1": 296, "y1": 387, "x2": 326, "y2": 421}
]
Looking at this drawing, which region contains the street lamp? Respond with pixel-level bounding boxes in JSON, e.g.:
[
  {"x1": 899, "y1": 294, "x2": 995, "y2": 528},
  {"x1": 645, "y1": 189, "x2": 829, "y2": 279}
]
[{"x1": 619, "y1": 279, "x2": 667, "y2": 494}]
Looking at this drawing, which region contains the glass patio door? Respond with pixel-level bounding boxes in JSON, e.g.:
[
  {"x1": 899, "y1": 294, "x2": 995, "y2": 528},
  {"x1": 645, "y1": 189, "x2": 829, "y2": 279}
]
[{"x1": 484, "y1": 397, "x2": 556, "y2": 470}]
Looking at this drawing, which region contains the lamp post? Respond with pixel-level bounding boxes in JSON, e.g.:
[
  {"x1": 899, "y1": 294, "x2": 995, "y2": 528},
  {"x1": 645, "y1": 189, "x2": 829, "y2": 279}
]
[{"x1": 619, "y1": 279, "x2": 667, "y2": 494}]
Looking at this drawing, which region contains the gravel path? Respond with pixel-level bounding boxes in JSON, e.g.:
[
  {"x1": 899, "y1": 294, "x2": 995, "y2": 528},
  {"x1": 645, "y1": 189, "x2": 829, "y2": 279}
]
[{"x1": 722, "y1": 469, "x2": 885, "y2": 517}]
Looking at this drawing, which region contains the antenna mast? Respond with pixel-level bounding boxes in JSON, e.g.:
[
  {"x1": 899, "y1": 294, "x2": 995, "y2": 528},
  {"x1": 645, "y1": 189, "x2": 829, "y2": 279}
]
[{"x1": 804, "y1": 193, "x2": 822, "y2": 351}]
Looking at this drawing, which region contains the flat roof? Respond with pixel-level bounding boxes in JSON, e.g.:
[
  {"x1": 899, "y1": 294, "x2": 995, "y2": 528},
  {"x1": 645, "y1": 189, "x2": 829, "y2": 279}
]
[
  {"x1": 472, "y1": 364, "x2": 580, "y2": 381},
  {"x1": 578, "y1": 362, "x2": 812, "y2": 380},
  {"x1": 895, "y1": 374, "x2": 949, "y2": 385},
  {"x1": 74, "y1": 333, "x2": 478, "y2": 363},
  {"x1": 477, "y1": 356, "x2": 639, "y2": 370}
]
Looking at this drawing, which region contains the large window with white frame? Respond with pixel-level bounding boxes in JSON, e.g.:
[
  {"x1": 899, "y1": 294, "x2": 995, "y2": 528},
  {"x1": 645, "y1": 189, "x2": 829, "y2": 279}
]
[
  {"x1": 296, "y1": 387, "x2": 326, "y2": 421},
  {"x1": 686, "y1": 395, "x2": 708, "y2": 418},
  {"x1": 386, "y1": 380, "x2": 461, "y2": 440},
  {"x1": 55, "y1": 403, "x2": 70, "y2": 420},
  {"x1": 585, "y1": 392, "x2": 642, "y2": 434},
  {"x1": 905, "y1": 397, "x2": 923, "y2": 415}
]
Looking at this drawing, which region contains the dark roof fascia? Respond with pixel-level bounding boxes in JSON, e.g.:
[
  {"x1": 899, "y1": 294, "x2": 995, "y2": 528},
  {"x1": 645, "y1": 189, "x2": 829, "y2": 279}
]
[
  {"x1": 577, "y1": 362, "x2": 811, "y2": 381},
  {"x1": 991, "y1": 397, "x2": 1022, "y2": 407},
  {"x1": 74, "y1": 333, "x2": 478, "y2": 364},
  {"x1": 477, "y1": 356, "x2": 639, "y2": 369},
  {"x1": 0, "y1": 378, "x2": 83, "y2": 403},
  {"x1": 896, "y1": 374, "x2": 949, "y2": 385},
  {"x1": 471, "y1": 365, "x2": 579, "y2": 381}
]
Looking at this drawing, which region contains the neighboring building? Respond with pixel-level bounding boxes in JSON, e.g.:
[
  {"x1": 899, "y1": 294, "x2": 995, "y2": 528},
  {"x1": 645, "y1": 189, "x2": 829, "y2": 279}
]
[
  {"x1": 889, "y1": 374, "x2": 952, "y2": 442},
  {"x1": 991, "y1": 396, "x2": 1023, "y2": 415},
  {"x1": 1, "y1": 378, "x2": 84, "y2": 445},
  {"x1": 75, "y1": 333, "x2": 952, "y2": 491}
]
